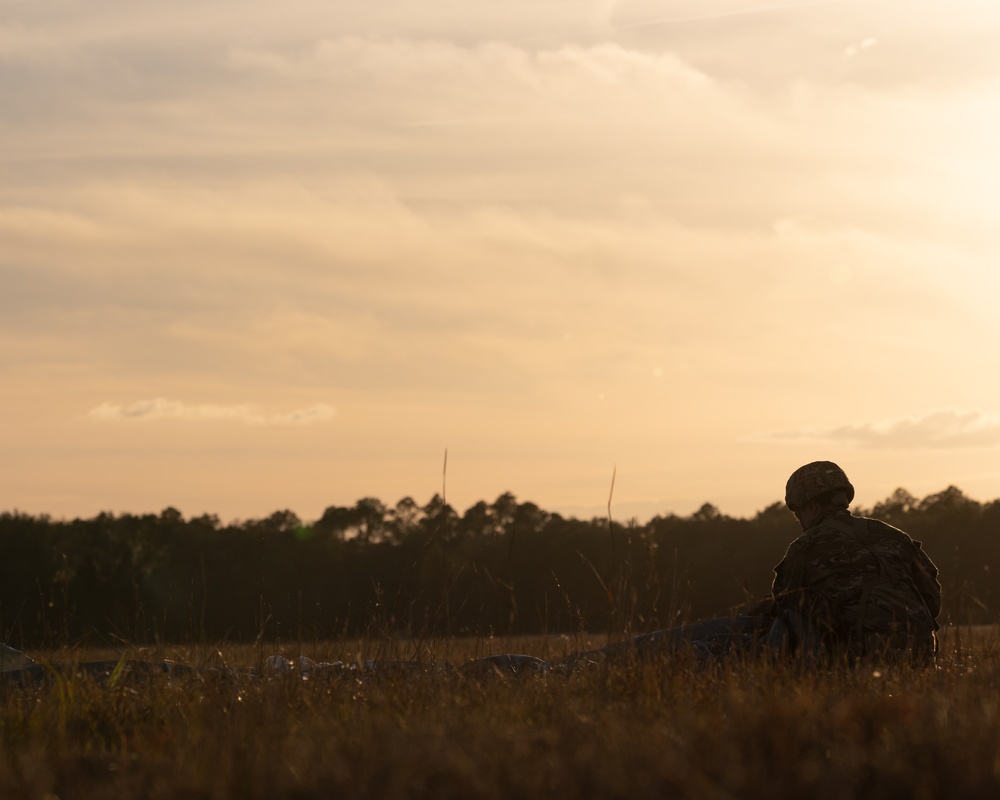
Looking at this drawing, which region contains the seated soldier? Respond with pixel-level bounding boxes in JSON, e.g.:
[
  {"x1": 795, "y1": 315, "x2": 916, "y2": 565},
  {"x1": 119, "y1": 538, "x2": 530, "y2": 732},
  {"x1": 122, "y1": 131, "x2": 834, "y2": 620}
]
[
  {"x1": 567, "y1": 461, "x2": 941, "y2": 668},
  {"x1": 770, "y1": 461, "x2": 941, "y2": 663}
]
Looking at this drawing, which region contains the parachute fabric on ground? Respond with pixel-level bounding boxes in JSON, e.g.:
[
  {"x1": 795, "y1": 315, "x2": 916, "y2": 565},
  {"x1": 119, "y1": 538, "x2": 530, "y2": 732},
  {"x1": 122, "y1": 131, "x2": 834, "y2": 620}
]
[
  {"x1": 0, "y1": 643, "x2": 35, "y2": 672},
  {"x1": 0, "y1": 616, "x2": 784, "y2": 687}
]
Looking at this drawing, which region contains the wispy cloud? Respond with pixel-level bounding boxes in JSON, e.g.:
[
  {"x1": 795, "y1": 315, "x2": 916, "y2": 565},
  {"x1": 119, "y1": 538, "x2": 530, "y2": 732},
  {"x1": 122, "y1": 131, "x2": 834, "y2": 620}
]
[
  {"x1": 612, "y1": 0, "x2": 848, "y2": 32},
  {"x1": 86, "y1": 398, "x2": 336, "y2": 426},
  {"x1": 0, "y1": 22, "x2": 62, "y2": 64},
  {"x1": 754, "y1": 410, "x2": 1000, "y2": 449},
  {"x1": 515, "y1": 0, "x2": 848, "y2": 45},
  {"x1": 843, "y1": 37, "x2": 878, "y2": 59},
  {"x1": 396, "y1": 114, "x2": 558, "y2": 128}
]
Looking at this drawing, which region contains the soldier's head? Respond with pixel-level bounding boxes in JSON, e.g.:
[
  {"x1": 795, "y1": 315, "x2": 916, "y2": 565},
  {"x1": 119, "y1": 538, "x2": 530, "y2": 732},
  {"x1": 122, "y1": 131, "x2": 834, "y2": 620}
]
[{"x1": 785, "y1": 461, "x2": 854, "y2": 529}]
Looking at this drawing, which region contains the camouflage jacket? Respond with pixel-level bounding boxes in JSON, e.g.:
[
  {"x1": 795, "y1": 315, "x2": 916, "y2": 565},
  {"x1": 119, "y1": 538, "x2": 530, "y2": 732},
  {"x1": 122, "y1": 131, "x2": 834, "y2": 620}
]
[{"x1": 771, "y1": 511, "x2": 941, "y2": 648}]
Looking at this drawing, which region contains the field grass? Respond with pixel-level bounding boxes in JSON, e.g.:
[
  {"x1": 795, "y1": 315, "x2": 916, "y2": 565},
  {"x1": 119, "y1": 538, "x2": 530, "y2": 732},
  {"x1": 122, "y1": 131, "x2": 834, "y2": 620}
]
[{"x1": 1, "y1": 627, "x2": 998, "y2": 799}]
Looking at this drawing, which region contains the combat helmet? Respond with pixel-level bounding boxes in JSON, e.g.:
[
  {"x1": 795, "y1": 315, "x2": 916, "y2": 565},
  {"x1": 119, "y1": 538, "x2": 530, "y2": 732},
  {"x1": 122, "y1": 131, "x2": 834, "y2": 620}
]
[{"x1": 784, "y1": 461, "x2": 855, "y2": 511}]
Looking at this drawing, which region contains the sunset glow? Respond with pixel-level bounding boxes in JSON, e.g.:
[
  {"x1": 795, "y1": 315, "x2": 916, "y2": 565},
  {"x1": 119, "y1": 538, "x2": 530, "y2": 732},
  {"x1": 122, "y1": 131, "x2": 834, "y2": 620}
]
[{"x1": 3, "y1": 0, "x2": 999, "y2": 522}]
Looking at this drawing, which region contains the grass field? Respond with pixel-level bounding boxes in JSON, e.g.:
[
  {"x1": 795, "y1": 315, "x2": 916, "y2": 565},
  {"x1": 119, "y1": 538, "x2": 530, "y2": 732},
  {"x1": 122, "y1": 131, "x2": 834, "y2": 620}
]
[{"x1": 1, "y1": 627, "x2": 998, "y2": 799}]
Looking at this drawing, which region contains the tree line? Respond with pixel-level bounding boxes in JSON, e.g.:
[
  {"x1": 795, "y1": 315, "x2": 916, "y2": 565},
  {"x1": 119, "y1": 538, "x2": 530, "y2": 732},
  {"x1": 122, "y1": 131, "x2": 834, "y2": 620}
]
[{"x1": 0, "y1": 486, "x2": 994, "y2": 648}]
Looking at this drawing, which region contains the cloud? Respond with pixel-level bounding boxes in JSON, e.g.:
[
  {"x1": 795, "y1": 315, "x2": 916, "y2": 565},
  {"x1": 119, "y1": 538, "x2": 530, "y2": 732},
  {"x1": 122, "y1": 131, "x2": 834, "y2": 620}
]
[
  {"x1": 843, "y1": 37, "x2": 878, "y2": 59},
  {"x1": 86, "y1": 398, "x2": 336, "y2": 426},
  {"x1": 754, "y1": 410, "x2": 1000, "y2": 449},
  {"x1": 613, "y1": 0, "x2": 847, "y2": 32},
  {"x1": 224, "y1": 37, "x2": 720, "y2": 129},
  {"x1": 0, "y1": 22, "x2": 69, "y2": 64},
  {"x1": 5, "y1": 6, "x2": 1000, "y2": 410}
]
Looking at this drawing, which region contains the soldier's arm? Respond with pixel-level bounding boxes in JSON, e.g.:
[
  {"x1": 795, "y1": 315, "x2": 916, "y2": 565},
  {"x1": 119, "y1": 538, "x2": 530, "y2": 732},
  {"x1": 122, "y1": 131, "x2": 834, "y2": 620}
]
[
  {"x1": 771, "y1": 538, "x2": 807, "y2": 600},
  {"x1": 772, "y1": 535, "x2": 834, "y2": 623}
]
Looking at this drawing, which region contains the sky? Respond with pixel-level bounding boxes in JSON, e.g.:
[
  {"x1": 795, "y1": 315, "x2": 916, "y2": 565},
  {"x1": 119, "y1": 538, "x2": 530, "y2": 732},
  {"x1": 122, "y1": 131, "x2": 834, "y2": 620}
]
[{"x1": 3, "y1": 0, "x2": 1000, "y2": 524}]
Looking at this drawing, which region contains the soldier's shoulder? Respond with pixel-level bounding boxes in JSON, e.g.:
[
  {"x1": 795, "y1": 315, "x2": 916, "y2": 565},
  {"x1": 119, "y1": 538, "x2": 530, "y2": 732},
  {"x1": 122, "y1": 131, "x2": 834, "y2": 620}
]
[
  {"x1": 859, "y1": 514, "x2": 906, "y2": 532},
  {"x1": 859, "y1": 515, "x2": 915, "y2": 543},
  {"x1": 801, "y1": 512, "x2": 857, "y2": 539},
  {"x1": 785, "y1": 519, "x2": 849, "y2": 554}
]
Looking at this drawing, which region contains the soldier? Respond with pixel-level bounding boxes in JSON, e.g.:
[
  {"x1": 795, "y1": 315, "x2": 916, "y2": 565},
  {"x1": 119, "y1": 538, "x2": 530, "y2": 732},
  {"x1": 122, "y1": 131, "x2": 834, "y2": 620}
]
[
  {"x1": 565, "y1": 461, "x2": 941, "y2": 669},
  {"x1": 771, "y1": 461, "x2": 941, "y2": 663}
]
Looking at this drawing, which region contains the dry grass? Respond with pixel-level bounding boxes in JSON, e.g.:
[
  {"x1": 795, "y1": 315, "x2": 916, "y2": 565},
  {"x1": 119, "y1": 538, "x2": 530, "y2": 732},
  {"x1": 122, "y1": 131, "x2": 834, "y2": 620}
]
[{"x1": 1, "y1": 627, "x2": 998, "y2": 799}]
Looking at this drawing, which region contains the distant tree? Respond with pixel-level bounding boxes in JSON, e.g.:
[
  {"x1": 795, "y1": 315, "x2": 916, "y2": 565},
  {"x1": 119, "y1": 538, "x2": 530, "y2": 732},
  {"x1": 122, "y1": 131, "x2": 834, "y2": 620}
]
[
  {"x1": 388, "y1": 496, "x2": 422, "y2": 543},
  {"x1": 313, "y1": 505, "x2": 354, "y2": 541},
  {"x1": 353, "y1": 498, "x2": 388, "y2": 543},
  {"x1": 870, "y1": 488, "x2": 919, "y2": 524},
  {"x1": 459, "y1": 500, "x2": 492, "y2": 539},
  {"x1": 491, "y1": 492, "x2": 518, "y2": 534},
  {"x1": 420, "y1": 494, "x2": 458, "y2": 539},
  {"x1": 513, "y1": 501, "x2": 550, "y2": 535},
  {"x1": 266, "y1": 509, "x2": 302, "y2": 534},
  {"x1": 692, "y1": 503, "x2": 723, "y2": 522}
]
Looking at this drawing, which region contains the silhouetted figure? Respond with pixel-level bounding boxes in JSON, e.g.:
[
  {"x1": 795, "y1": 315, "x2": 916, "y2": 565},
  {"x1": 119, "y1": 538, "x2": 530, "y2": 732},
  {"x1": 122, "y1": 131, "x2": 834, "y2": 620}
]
[
  {"x1": 767, "y1": 460, "x2": 940, "y2": 663},
  {"x1": 559, "y1": 462, "x2": 941, "y2": 669}
]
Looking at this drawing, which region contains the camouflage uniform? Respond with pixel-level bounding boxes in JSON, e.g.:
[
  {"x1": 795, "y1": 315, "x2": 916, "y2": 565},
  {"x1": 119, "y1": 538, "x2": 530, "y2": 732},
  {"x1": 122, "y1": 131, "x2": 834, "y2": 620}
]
[{"x1": 772, "y1": 509, "x2": 941, "y2": 661}]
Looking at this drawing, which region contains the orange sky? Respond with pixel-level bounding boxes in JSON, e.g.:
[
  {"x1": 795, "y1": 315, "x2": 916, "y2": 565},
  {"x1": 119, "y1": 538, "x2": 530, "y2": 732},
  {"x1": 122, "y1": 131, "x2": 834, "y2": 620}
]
[{"x1": 3, "y1": 0, "x2": 999, "y2": 523}]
